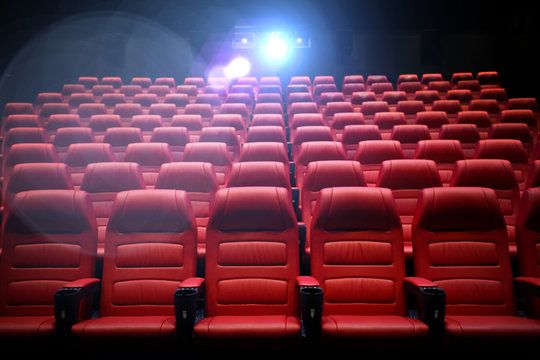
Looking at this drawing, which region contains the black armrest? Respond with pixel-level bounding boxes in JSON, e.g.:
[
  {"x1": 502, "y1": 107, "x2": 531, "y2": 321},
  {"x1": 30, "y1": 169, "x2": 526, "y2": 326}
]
[
  {"x1": 289, "y1": 161, "x2": 296, "y2": 186},
  {"x1": 404, "y1": 277, "x2": 446, "y2": 335},
  {"x1": 54, "y1": 278, "x2": 101, "y2": 337},
  {"x1": 515, "y1": 277, "x2": 540, "y2": 319},
  {"x1": 292, "y1": 187, "x2": 300, "y2": 220},
  {"x1": 174, "y1": 277, "x2": 204, "y2": 343},
  {"x1": 297, "y1": 276, "x2": 323, "y2": 342}
]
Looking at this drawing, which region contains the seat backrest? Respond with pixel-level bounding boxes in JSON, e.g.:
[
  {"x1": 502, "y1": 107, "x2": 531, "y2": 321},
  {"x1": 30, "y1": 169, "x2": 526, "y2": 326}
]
[
  {"x1": 3, "y1": 144, "x2": 59, "y2": 178},
  {"x1": 65, "y1": 143, "x2": 115, "y2": 168},
  {"x1": 421, "y1": 73, "x2": 444, "y2": 85},
  {"x1": 205, "y1": 187, "x2": 298, "y2": 316},
  {"x1": 100, "y1": 189, "x2": 196, "y2": 316},
  {"x1": 150, "y1": 127, "x2": 190, "y2": 147},
  {"x1": 171, "y1": 114, "x2": 203, "y2": 131},
  {"x1": 46, "y1": 114, "x2": 81, "y2": 131},
  {"x1": 395, "y1": 100, "x2": 426, "y2": 115},
  {"x1": 354, "y1": 140, "x2": 404, "y2": 164},
  {"x1": 164, "y1": 94, "x2": 189, "y2": 107},
  {"x1": 373, "y1": 112, "x2": 406, "y2": 130},
  {"x1": 113, "y1": 103, "x2": 143, "y2": 118},
  {"x1": 246, "y1": 126, "x2": 287, "y2": 144},
  {"x1": 130, "y1": 115, "x2": 163, "y2": 131},
  {"x1": 488, "y1": 123, "x2": 533, "y2": 143},
  {"x1": 447, "y1": 89, "x2": 473, "y2": 104},
  {"x1": 78, "y1": 104, "x2": 107, "y2": 119},
  {"x1": 377, "y1": 159, "x2": 442, "y2": 190},
  {"x1": 474, "y1": 139, "x2": 528, "y2": 164},
  {"x1": 253, "y1": 103, "x2": 284, "y2": 115},
  {"x1": 310, "y1": 187, "x2": 405, "y2": 315},
  {"x1": 0, "y1": 190, "x2": 97, "y2": 316},
  {"x1": 130, "y1": 77, "x2": 152, "y2": 88},
  {"x1": 238, "y1": 142, "x2": 289, "y2": 165},
  {"x1": 331, "y1": 113, "x2": 365, "y2": 130},
  {"x1": 323, "y1": 102, "x2": 353, "y2": 118},
  {"x1": 88, "y1": 115, "x2": 121, "y2": 132},
  {"x1": 251, "y1": 114, "x2": 285, "y2": 128},
  {"x1": 382, "y1": 91, "x2": 407, "y2": 105},
  {"x1": 183, "y1": 104, "x2": 214, "y2": 119},
  {"x1": 391, "y1": 125, "x2": 431, "y2": 143},
  {"x1": 296, "y1": 141, "x2": 347, "y2": 166},
  {"x1": 457, "y1": 111, "x2": 492, "y2": 128},
  {"x1": 526, "y1": 160, "x2": 540, "y2": 189},
  {"x1": 414, "y1": 90, "x2": 441, "y2": 105},
  {"x1": 2, "y1": 115, "x2": 40, "y2": 133},
  {"x1": 350, "y1": 92, "x2": 376, "y2": 105},
  {"x1": 439, "y1": 124, "x2": 480, "y2": 143},
  {"x1": 289, "y1": 113, "x2": 325, "y2": 129},
  {"x1": 415, "y1": 111, "x2": 449, "y2": 129},
  {"x1": 360, "y1": 101, "x2": 390, "y2": 116},
  {"x1": 500, "y1": 110, "x2": 536, "y2": 127},
  {"x1": 80, "y1": 162, "x2": 146, "y2": 194},
  {"x1": 371, "y1": 82, "x2": 393, "y2": 94},
  {"x1": 414, "y1": 140, "x2": 465, "y2": 164},
  {"x1": 183, "y1": 142, "x2": 232, "y2": 167},
  {"x1": 469, "y1": 99, "x2": 500, "y2": 114},
  {"x1": 2, "y1": 128, "x2": 47, "y2": 150},
  {"x1": 53, "y1": 127, "x2": 94, "y2": 148},
  {"x1": 412, "y1": 187, "x2": 515, "y2": 316},
  {"x1": 516, "y1": 188, "x2": 540, "y2": 277},
  {"x1": 431, "y1": 100, "x2": 462, "y2": 114},
  {"x1": 103, "y1": 127, "x2": 143, "y2": 147},
  {"x1": 227, "y1": 161, "x2": 291, "y2": 191}
]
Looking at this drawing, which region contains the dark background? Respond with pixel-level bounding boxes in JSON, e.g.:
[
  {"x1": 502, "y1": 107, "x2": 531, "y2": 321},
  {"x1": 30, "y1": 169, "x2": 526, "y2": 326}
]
[{"x1": 1, "y1": 0, "x2": 538, "y2": 104}]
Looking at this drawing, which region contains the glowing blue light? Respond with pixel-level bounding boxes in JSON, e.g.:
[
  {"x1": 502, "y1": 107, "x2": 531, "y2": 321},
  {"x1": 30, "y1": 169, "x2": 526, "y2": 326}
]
[
  {"x1": 241, "y1": 38, "x2": 248, "y2": 44},
  {"x1": 262, "y1": 32, "x2": 290, "y2": 63},
  {"x1": 224, "y1": 57, "x2": 251, "y2": 79}
]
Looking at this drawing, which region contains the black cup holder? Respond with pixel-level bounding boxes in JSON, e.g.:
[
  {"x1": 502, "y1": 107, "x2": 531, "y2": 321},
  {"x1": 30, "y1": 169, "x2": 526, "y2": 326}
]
[{"x1": 174, "y1": 288, "x2": 199, "y2": 341}]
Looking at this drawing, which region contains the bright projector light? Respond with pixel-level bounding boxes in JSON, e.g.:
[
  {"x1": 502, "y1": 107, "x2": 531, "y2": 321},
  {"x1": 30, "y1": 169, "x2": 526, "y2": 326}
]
[
  {"x1": 263, "y1": 32, "x2": 289, "y2": 62},
  {"x1": 224, "y1": 57, "x2": 251, "y2": 79}
]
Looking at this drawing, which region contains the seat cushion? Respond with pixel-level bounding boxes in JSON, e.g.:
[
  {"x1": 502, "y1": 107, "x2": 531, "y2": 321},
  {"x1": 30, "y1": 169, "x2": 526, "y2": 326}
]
[
  {"x1": 445, "y1": 316, "x2": 540, "y2": 339},
  {"x1": 0, "y1": 316, "x2": 55, "y2": 337},
  {"x1": 194, "y1": 315, "x2": 300, "y2": 339},
  {"x1": 72, "y1": 316, "x2": 176, "y2": 339},
  {"x1": 322, "y1": 315, "x2": 429, "y2": 339}
]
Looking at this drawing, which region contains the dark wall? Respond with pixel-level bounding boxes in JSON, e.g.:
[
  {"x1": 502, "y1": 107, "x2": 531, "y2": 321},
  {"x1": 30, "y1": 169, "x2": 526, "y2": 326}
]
[{"x1": 1, "y1": 0, "x2": 539, "y2": 104}]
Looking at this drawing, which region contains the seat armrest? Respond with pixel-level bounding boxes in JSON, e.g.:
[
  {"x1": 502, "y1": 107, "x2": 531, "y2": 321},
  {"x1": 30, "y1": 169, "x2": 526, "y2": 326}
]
[
  {"x1": 289, "y1": 161, "x2": 296, "y2": 186},
  {"x1": 515, "y1": 277, "x2": 540, "y2": 318},
  {"x1": 174, "y1": 277, "x2": 205, "y2": 343},
  {"x1": 297, "y1": 276, "x2": 323, "y2": 342},
  {"x1": 292, "y1": 187, "x2": 300, "y2": 220},
  {"x1": 54, "y1": 278, "x2": 101, "y2": 337},
  {"x1": 404, "y1": 277, "x2": 446, "y2": 334}
]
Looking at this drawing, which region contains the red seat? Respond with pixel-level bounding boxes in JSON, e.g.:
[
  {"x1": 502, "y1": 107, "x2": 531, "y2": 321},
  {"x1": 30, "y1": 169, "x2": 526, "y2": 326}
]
[
  {"x1": 500, "y1": 110, "x2": 536, "y2": 127},
  {"x1": 199, "y1": 127, "x2": 240, "y2": 161},
  {"x1": 526, "y1": 160, "x2": 540, "y2": 189},
  {"x1": 119, "y1": 85, "x2": 143, "y2": 97},
  {"x1": 176, "y1": 85, "x2": 198, "y2": 97},
  {"x1": 149, "y1": 127, "x2": 190, "y2": 161},
  {"x1": 238, "y1": 76, "x2": 259, "y2": 87},
  {"x1": 147, "y1": 85, "x2": 171, "y2": 98},
  {"x1": 287, "y1": 92, "x2": 313, "y2": 105},
  {"x1": 132, "y1": 94, "x2": 158, "y2": 108},
  {"x1": 507, "y1": 98, "x2": 538, "y2": 112},
  {"x1": 351, "y1": 92, "x2": 376, "y2": 106},
  {"x1": 227, "y1": 161, "x2": 291, "y2": 194},
  {"x1": 446, "y1": 89, "x2": 473, "y2": 104},
  {"x1": 290, "y1": 75, "x2": 312, "y2": 87},
  {"x1": 246, "y1": 126, "x2": 287, "y2": 145},
  {"x1": 323, "y1": 102, "x2": 353, "y2": 122},
  {"x1": 103, "y1": 128, "x2": 143, "y2": 160},
  {"x1": 450, "y1": 72, "x2": 474, "y2": 85},
  {"x1": 2, "y1": 128, "x2": 46, "y2": 152},
  {"x1": 2, "y1": 115, "x2": 40, "y2": 133},
  {"x1": 366, "y1": 75, "x2": 389, "y2": 86},
  {"x1": 360, "y1": 101, "x2": 390, "y2": 117},
  {"x1": 354, "y1": 140, "x2": 404, "y2": 186},
  {"x1": 183, "y1": 142, "x2": 232, "y2": 187},
  {"x1": 184, "y1": 77, "x2": 205, "y2": 88},
  {"x1": 155, "y1": 77, "x2": 176, "y2": 88},
  {"x1": 155, "y1": 162, "x2": 218, "y2": 259},
  {"x1": 397, "y1": 74, "x2": 420, "y2": 84},
  {"x1": 196, "y1": 93, "x2": 221, "y2": 107},
  {"x1": 469, "y1": 99, "x2": 500, "y2": 115},
  {"x1": 253, "y1": 103, "x2": 284, "y2": 116},
  {"x1": 258, "y1": 85, "x2": 281, "y2": 96},
  {"x1": 382, "y1": 91, "x2": 407, "y2": 105},
  {"x1": 123, "y1": 143, "x2": 173, "y2": 188},
  {"x1": 68, "y1": 93, "x2": 95, "y2": 108},
  {"x1": 370, "y1": 82, "x2": 394, "y2": 95},
  {"x1": 211, "y1": 114, "x2": 246, "y2": 140},
  {"x1": 78, "y1": 76, "x2": 99, "y2": 89},
  {"x1": 113, "y1": 103, "x2": 143, "y2": 120},
  {"x1": 319, "y1": 93, "x2": 345, "y2": 107},
  {"x1": 149, "y1": 103, "x2": 177, "y2": 119},
  {"x1": 130, "y1": 115, "x2": 163, "y2": 134},
  {"x1": 53, "y1": 128, "x2": 94, "y2": 159},
  {"x1": 164, "y1": 94, "x2": 189, "y2": 108},
  {"x1": 489, "y1": 123, "x2": 533, "y2": 144},
  {"x1": 91, "y1": 85, "x2": 115, "y2": 97},
  {"x1": 288, "y1": 102, "x2": 319, "y2": 119},
  {"x1": 457, "y1": 111, "x2": 492, "y2": 128},
  {"x1": 238, "y1": 142, "x2": 289, "y2": 170},
  {"x1": 413, "y1": 187, "x2": 540, "y2": 349},
  {"x1": 295, "y1": 142, "x2": 346, "y2": 188},
  {"x1": 64, "y1": 143, "x2": 115, "y2": 186},
  {"x1": 414, "y1": 90, "x2": 441, "y2": 105},
  {"x1": 481, "y1": 88, "x2": 508, "y2": 102},
  {"x1": 330, "y1": 113, "x2": 365, "y2": 141},
  {"x1": 257, "y1": 93, "x2": 283, "y2": 104},
  {"x1": 35, "y1": 92, "x2": 63, "y2": 106},
  {"x1": 292, "y1": 126, "x2": 333, "y2": 158},
  {"x1": 414, "y1": 140, "x2": 465, "y2": 185},
  {"x1": 0, "y1": 190, "x2": 97, "y2": 339},
  {"x1": 450, "y1": 159, "x2": 520, "y2": 255},
  {"x1": 301, "y1": 160, "x2": 366, "y2": 254},
  {"x1": 373, "y1": 112, "x2": 406, "y2": 132},
  {"x1": 415, "y1": 111, "x2": 449, "y2": 130},
  {"x1": 391, "y1": 125, "x2": 431, "y2": 158},
  {"x1": 194, "y1": 187, "x2": 301, "y2": 348},
  {"x1": 3, "y1": 103, "x2": 35, "y2": 117},
  {"x1": 431, "y1": 100, "x2": 462, "y2": 115},
  {"x1": 101, "y1": 93, "x2": 125, "y2": 107},
  {"x1": 477, "y1": 71, "x2": 500, "y2": 86},
  {"x1": 396, "y1": 101, "x2": 426, "y2": 118},
  {"x1": 130, "y1": 77, "x2": 152, "y2": 88},
  {"x1": 220, "y1": 102, "x2": 251, "y2": 123},
  {"x1": 80, "y1": 162, "x2": 145, "y2": 256},
  {"x1": 427, "y1": 81, "x2": 452, "y2": 93},
  {"x1": 421, "y1": 73, "x2": 444, "y2": 85},
  {"x1": 46, "y1": 114, "x2": 81, "y2": 131},
  {"x1": 72, "y1": 189, "x2": 197, "y2": 345},
  {"x1": 343, "y1": 75, "x2": 365, "y2": 84},
  {"x1": 260, "y1": 76, "x2": 281, "y2": 87},
  {"x1": 456, "y1": 80, "x2": 481, "y2": 93},
  {"x1": 88, "y1": 114, "x2": 121, "y2": 134},
  {"x1": 313, "y1": 84, "x2": 338, "y2": 101},
  {"x1": 63, "y1": 84, "x2": 87, "y2": 96},
  {"x1": 311, "y1": 187, "x2": 429, "y2": 348},
  {"x1": 203, "y1": 85, "x2": 228, "y2": 100},
  {"x1": 341, "y1": 125, "x2": 382, "y2": 158},
  {"x1": 474, "y1": 139, "x2": 529, "y2": 190},
  {"x1": 438, "y1": 124, "x2": 480, "y2": 158},
  {"x1": 398, "y1": 81, "x2": 423, "y2": 94},
  {"x1": 3, "y1": 143, "x2": 58, "y2": 182},
  {"x1": 171, "y1": 115, "x2": 203, "y2": 141},
  {"x1": 101, "y1": 77, "x2": 123, "y2": 89},
  {"x1": 342, "y1": 83, "x2": 366, "y2": 97},
  {"x1": 377, "y1": 159, "x2": 441, "y2": 257},
  {"x1": 184, "y1": 104, "x2": 214, "y2": 124},
  {"x1": 313, "y1": 75, "x2": 335, "y2": 86},
  {"x1": 78, "y1": 103, "x2": 107, "y2": 119},
  {"x1": 40, "y1": 103, "x2": 70, "y2": 119},
  {"x1": 251, "y1": 114, "x2": 285, "y2": 128}
]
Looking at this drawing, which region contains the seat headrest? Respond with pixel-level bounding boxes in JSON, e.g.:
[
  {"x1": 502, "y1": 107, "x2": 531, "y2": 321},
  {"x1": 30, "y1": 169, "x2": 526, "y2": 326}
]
[
  {"x1": 199, "y1": 127, "x2": 239, "y2": 146},
  {"x1": 416, "y1": 187, "x2": 506, "y2": 232},
  {"x1": 377, "y1": 159, "x2": 441, "y2": 189},
  {"x1": 447, "y1": 89, "x2": 473, "y2": 103},
  {"x1": 439, "y1": 124, "x2": 480, "y2": 143},
  {"x1": 396, "y1": 100, "x2": 425, "y2": 115},
  {"x1": 239, "y1": 142, "x2": 289, "y2": 163},
  {"x1": 374, "y1": 112, "x2": 406, "y2": 129},
  {"x1": 319, "y1": 93, "x2": 345, "y2": 106},
  {"x1": 227, "y1": 162, "x2": 291, "y2": 189},
  {"x1": 355, "y1": 140, "x2": 404, "y2": 164},
  {"x1": 176, "y1": 85, "x2": 198, "y2": 96},
  {"x1": 150, "y1": 127, "x2": 190, "y2": 146},
  {"x1": 183, "y1": 142, "x2": 232, "y2": 166},
  {"x1": 211, "y1": 114, "x2": 245, "y2": 130},
  {"x1": 123, "y1": 143, "x2": 173, "y2": 166},
  {"x1": 155, "y1": 162, "x2": 218, "y2": 193},
  {"x1": 3, "y1": 115, "x2": 40, "y2": 131},
  {"x1": 474, "y1": 139, "x2": 528, "y2": 163},
  {"x1": 469, "y1": 99, "x2": 500, "y2": 114},
  {"x1": 361, "y1": 101, "x2": 390, "y2": 115},
  {"x1": 414, "y1": 91, "x2": 441, "y2": 104},
  {"x1": 65, "y1": 143, "x2": 115, "y2": 167},
  {"x1": 342, "y1": 125, "x2": 382, "y2": 144},
  {"x1": 108, "y1": 190, "x2": 194, "y2": 233},
  {"x1": 171, "y1": 114, "x2": 203, "y2": 130},
  {"x1": 209, "y1": 187, "x2": 296, "y2": 232},
  {"x1": 103, "y1": 127, "x2": 143, "y2": 146},
  {"x1": 519, "y1": 188, "x2": 540, "y2": 232},
  {"x1": 500, "y1": 110, "x2": 536, "y2": 126},
  {"x1": 432, "y1": 100, "x2": 462, "y2": 114},
  {"x1": 7, "y1": 163, "x2": 73, "y2": 195},
  {"x1": 113, "y1": 103, "x2": 142, "y2": 117},
  {"x1": 133, "y1": 93, "x2": 158, "y2": 106},
  {"x1": 88, "y1": 114, "x2": 121, "y2": 131},
  {"x1": 414, "y1": 140, "x2": 465, "y2": 163},
  {"x1": 290, "y1": 113, "x2": 325, "y2": 129},
  {"x1": 53, "y1": 127, "x2": 94, "y2": 147},
  {"x1": 5, "y1": 144, "x2": 58, "y2": 167},
  {"x1": 251, "y1": 114, "x2": 285, "y2": 127},
  {"x1": 47, "y1": 114, "x2": 81, "y2": 130},
  {"x1": 313, "y1": 187, "x2": 400, "y2": 231},
  {"x1": 297, "y1": 141, "x2": 346, "y2": 165},
  {"x1": 78, "y1": 103, "x2": 107, "y2": 118},
  {"x1": 164, "y1": 93, "x2": 189, "y2": 107},
  {"x1": 184, "y1": 103, "x2": 213, "y2": 118},
  {"x1": 130, "y1": 115, "x2": 163, "y2": 131},
  {"x1": 391, "y1": 125, "x2": 431, "y2": 143},
  {"x1": 149, "y1": 103, "x2": 178, "y2": 117},
  {"x1": 414, "y1": 111, "x2": 449, "y2": 128},
  {"x1": 508, "y1": 98, "x2": 538, "y2": 111},
  {"x1": 81, "y1": 162, "x2": 145, "y2": 193},
  {"x1": 457, "y1": 111, "x2": 492, "y2": 128},
  {"x1": 5, "y1": 190, "x2": 95, "y2": 234},
  {"x1": 331, "y1": 113, "x2": 365, "y2": 130},
  {"x1": 323, "y1": 102, "x2": 353, "y2": 116},
  {"x1": 351, "y1": 92, "x2": 376, "y2": 105},
  {"x1": 246, "y1": 126, "x2": 287, "y2": 143},
  {"x1": 450, "y1": 159, "x2": 518, "y2": 190},
  {"x1": 293, "y1": 126, "x2": 333, "y2": 145},
  {"x1": 303, "y1": 160, "x2": 366, "y2": 191},
  {"x1": 3, "y1": 128, "x2": 46, "y2": 148}
]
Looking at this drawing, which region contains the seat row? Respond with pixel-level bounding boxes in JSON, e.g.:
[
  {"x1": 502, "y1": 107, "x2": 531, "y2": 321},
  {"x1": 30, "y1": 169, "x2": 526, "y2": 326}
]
[{"x1": 1, "y1": 185, "x2": 539, "y2": 351}]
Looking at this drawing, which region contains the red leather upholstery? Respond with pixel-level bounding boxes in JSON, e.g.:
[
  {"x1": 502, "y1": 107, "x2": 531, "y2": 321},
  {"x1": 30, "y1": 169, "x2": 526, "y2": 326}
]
[
  {"x1": 195, "y1": 187, "x2": 300, "y2": 346},
  {"x1": 155, "y1": 77, "x2": 176, "y2": 88},
  {"x1": 184, "y1": 77, "x2": 205, "y2": 88},
  {"x1": 3, "y1": 103, "x2": 35, "y2": 117},
  {"x1": 72, "y1": 189, "x2": 196, "y2": 343},
  {"x1": 366, "y1": 75, "x2": 388, "y2": 86},
  {"x1": 371, "y1": 82, "x2": 393, "y2": 94},
  {"x1": 79, "y1": 76, "x2": 99, "y2": 88},
  {"x1": 120, "y1": 85, "x2": 143, "y2": 97},
  {"x1": 413, "y1": 187, "x2": 540, "y2": 346},
  {"x1": 227, "y1": 162, "x2": 291, "y2": 193},
  {"x1": 456, "y1": 79, "x2": 481, "y2": 92},
  {"x1": 481, "y1": 88, "x2": 507, "y2": 102},
  {"x1": 360, "y1": 101, "x2": 390, "y2": 116},
  {"x1": 526, "y1": 160, "x2": 540, "y2": 189},
  {"x1": 3, "y1": 144, "x2": 58, "y2": 181},
  {"x1": 451, "y1": 72, "x2": 474, "y2": 84},
  {"x1": 196, "y1": 93, "x2": 221, "y2": 107},
  {"x1": 46, "y1": 114, "x2": 81, "y2": 131},
  {"x1": 246, "y1": 126, "x2": 286, "y2": 144},
  {"x1": 398, "y1": 74, "x2": 419, "y2": 84},
  {"x1": 477, "y1": 71, "x2": 500, "y2": 86},
  {"x1": 428, "y1": 81, "x2": 452, "y2": 93},
  {"x1": 432, "y1": 100, "x2": 462, "y2": 115},
  {"x1": 396, "y1": 100, "x2": 426, "y2": 116},
  {"x1": 171, "y1": 114, "x2": 203, "y2": 133},
  {"x1": 40, "y1": 103, "x2": 70, "y2": 119},
  {"x1": 63, "y1": 84, "x2": 87, "y2": 96},
  {"x1": 133, "y1": 94, "x2": 158, "y2": 107},
  {"x1": 351, "y1": 92, "x2": 376, "y2": 105},
  {"x1": 0, "y1": 190, "x2": 97, "y2": 338},
  {"x1": 257, "y1": 93, "x2": 283, "y2": 104},
  {"x1": 103, "y1": 127, "x2": 143, "y2": 160},
  {"x1": 330, "y1": 113, "x2": 365, "y2": 141},
  {"x1": 130, "y1": 115, "x2": 163, "y2": 132},
  {"x1": 469, "y1": 99, "x2": 500, "y2": 114},
  {"x1": 2, "y1": 115, "x2": 40, "y2": 133},
  {"x1": 2, "y1": 128, "x2": 46, "y2": 151},
  {"x1": 382, "y1": 91, "x2": 407, "y2": 105},
  {"x1": 254, "y1": 103, "x2": 284, "y2": 116},
  {"x1": 354, "y1": 140, "x2": 404, "y2": 186},
  {"x1": 474, "y1": 139, "x2": 529, "y2": 189},
  {"x1": 53, "y1": 127, "x2": 94, "y2": 150},
  {"x1": 377, "y1": 159, "x2": 441, "y2": 257},
  {"x1": 323, "y1": 102, "x2": 353, "y2": 119},
  {"x1": 80, "y1": 162, "x2": 145, "y2": 255},
  {"x1": 373, "y1": 112, "x2": 406, "y2": 130},
  {"x1": 313, "y1": 84, "x2": 338, "y2": 99},
  {"x1": 156, "y1": 162, "x2": 218, "y2": 259},
  {"x1": 238, "y1": 142, "x2": 289, "y2": 170},
  {"x1": 101, "y1": 77, "x2": 122, "y2": 88},
  {"x1": 210, "y1": 114, "x2": 246, "y2": 140},
  {"x1": 319, "y1": 93, "x2": 345, "y2": 106},
  {"x1": 78, "y1": 104, "x2": 107, "y2": 119},
  {"x1": 295, "y1": 141, "x2": 346, "y2": 188},
  {"x1": 198, "y1": 127, "x2": 240, "y2": 161},
  {"x1": 341, "y1": 125, "x2": 382, "y2": 158},
  {"x1": 414, "y1": 140, "x2": 465, "y2": 185},
  {"x1": 176, "y1": 85, "x2": 198, "y2": 96},
  {"x1": 488, "y1": 123, "x2": 533, "y2": 144},
  {"x1": 398, "y1": 82, "x2": 423, "y2": 94},
  {"x1": 457, "y1": 111, "x2": 492, "y2": 128},
  {"x1": 301, "y1": 161, "x2": 366, "y2": 254},
  {"x1": 439, "y1": 124, "x2": 481, "y2": 143},
  {"x1": 288, "y1": 102, "x2": 319, "y2": 119},
  {"x1": 414, "y1": 91, "x2": 441, "y2": 105},
  {"x1": 251, "y1": 114, "x2": 285, "y2": 128},
  {"x1": 311, "y1": 187, "x2": 429, "y2": 347},
  {"x1": 88, "y1": 115, "x2": 121, "y2": 132},
  {"x1": 313, "y1": 75, "x2": 335, "y2": 86},
  {"x1": 123, "y1": 143, "x2": 173, "y2": 188},
  {"x1": 113, "y1": 103, "x2": 143, "y2": 119},
  {"x1": 421, "y1": 73, "x2": 444, "y2": 85},
  {"x1": 184, "y1": 104, "x2": 214, "y2": 122},
  {"x1": 183, "y1": 142, "x2": 232, "y2": 186},
  {"x1": 343, "y1": 75, "x2": 365, "y2": 84},
  {"x1": 391, "y1": 125, "x2": 431, "y2": 158},
  {"x1": 164, "y1": 94, "x2": 189, "y2": 107},
  {"x1": 91, "y1": 85, "x2": 115, "y2": 97},
  {"x1": 500, "y1": 110, "x2": 537, "y2": 127},
  {"x1": 292, "y1": 126, "x2": 333, "y2": 157},
  {"x1": 447, "y1": 89, "x2": 473, "y2": 104},
  {"x1": 64, "y1": 143, "x2": 115, "y2": 186},
  {"x1": 149, "y1": 127, "x2": 189, "y2": 161},
  {"x1": 507, "y1": 98, "x2": 538, "y2": 112},
  {"x1": 450, "y1": 159, "x2": 520, "y2": 256},
  {"x1": 415, "y1": 111, "x2": 449, "y2": 129},
  {"x1": 68, "y1": 93, "x2": 95, "y2": 107}
]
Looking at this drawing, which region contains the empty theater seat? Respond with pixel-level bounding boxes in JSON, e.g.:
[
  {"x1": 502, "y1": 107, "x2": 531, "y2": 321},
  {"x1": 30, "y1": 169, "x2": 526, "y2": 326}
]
[
  {"x1": 80, "y1": 162, "x2": 146, "y2": 256},
  {"x1": 227, "y1": 161, "x2": 291, "y2": 194},
  {"x1": 183, "y1": 142, "x2": 232, "y2": 187},
  {"x1": 149, "y1": 127, "x2": 190, "y2": 161},
  {"x1": 439, "y1": 124, "x2": 480, "y2": 158},
  {"x1": 526, "y1": 160, "x2": 540, "y2": 189},
  {"x1": 156, "y1": 162, "x2": 218, "y2": 260},
  {"x1": 0, "y1": 190, "x2": 97, "y2": 339},
  {"x1": 412, "y1": 187, "x2": 540, "y2": 350},
  {"x1": 341, "y1": 125, "x2": 382, "y2": 158},
  {"x1": 292, "y1": 126, "x2": 333, "y2": 158},
  {"x1": 450, "y1": 159, "x2": 520, "y2": 255},
  {"x1": 2, "y1": 115, "x2": 41, "y2": 133},
  {"x1": 71, "y1": 189, "x2": 198, "y2": 346},
  {"x1": 377, "y1": 159, "x2": 441, "y2": 257},
  {"x1": 310, "y1": 187, "x2": 430, "y2": 349},
  {"x1": 193, "y1": 187, "x2": 302, "y2": 348},
  {"x1": 102, "y1": 127, "x2": 143, "y2": 160},
  {"x1": 123, "y1": 143, "x2": 173, "y2": 188},
  {"x1": 238, "y1": 142, "x2": 290, "y2": 172},
  {"x1": 414, "y1": 140, "x2": 465, "y2": 185},
  {"x1": 199, "y1": 127, "x2": 240, "y2": 161},
  {"x1": 295, "y1": 141, "x2": 347, "y2": 188},
  {"x1": 2, "y1": 128, "x2": 47, "y2": 152},
  {"x1": 500, "y1": 109, "x2": 537, "y2": 127},
  {"x1": 354, "y1": 140, "x2": 404, "y2": 186},
  {"x1": 64, "y1": 143, "x2": 115, "y2": 186},
  {"x1": 53, "y1": 127, "x2": 95, "y2": 160},
  {"x1": 246, "y1": 126, "x2": 287, "y2": 145},
  {"x1": 2, "y1": 143, "x2": 58, "y2": 182},
  {"x1": 391, "y1": 125, "x2": 431, "y2": 158}
]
